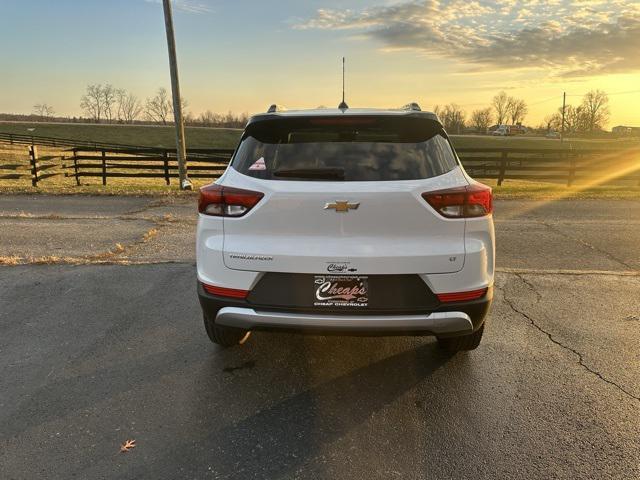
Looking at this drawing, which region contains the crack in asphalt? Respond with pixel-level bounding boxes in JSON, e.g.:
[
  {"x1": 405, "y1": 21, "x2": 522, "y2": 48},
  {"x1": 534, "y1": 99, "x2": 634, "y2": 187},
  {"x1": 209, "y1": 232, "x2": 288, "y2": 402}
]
[
  {"x1": 497, "y1": 267, "x2": 640, "y2": 277},
  {"x1": 515, "y1": 272, "x2": 542, "y2": 303},
  {"x1": 498, "y1": 273, "x2": 640, "y2": 403},
  {"x1": 121, "y1": 199, "x2": 173, "y2": 216},
  {"x1": 541, "y1": 220, "x2": 636, "y2": 270},
  {"x1": 0, "y1": 213, "x2": 194, "y2": 224}
]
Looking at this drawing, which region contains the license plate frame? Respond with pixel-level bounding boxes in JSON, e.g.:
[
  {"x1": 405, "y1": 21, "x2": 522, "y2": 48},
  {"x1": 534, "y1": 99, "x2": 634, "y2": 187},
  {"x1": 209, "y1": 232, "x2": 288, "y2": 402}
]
[{"x1": 313, "y1": 275, "x2": 369, "y2": 308}]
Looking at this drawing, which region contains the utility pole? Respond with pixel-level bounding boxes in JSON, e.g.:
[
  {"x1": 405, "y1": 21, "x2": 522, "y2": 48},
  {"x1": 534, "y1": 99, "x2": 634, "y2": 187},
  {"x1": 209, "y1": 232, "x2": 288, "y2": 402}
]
[
  {"x1": 162, "y1": 0, "x2": 191, "y2": 190},
  {"x1": 560, "y1": 91, "x2": 566, "y2": 145}
]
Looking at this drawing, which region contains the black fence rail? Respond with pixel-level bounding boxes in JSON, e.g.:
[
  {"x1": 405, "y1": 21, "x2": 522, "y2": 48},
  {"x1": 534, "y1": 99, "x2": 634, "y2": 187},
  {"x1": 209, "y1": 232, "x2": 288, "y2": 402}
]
[
  {"x1": 65, "y1": 147, "x2": 235, "y2": 185},
  {"x1": 456, "y1": 147, "x2": 640, "y2": 186}
]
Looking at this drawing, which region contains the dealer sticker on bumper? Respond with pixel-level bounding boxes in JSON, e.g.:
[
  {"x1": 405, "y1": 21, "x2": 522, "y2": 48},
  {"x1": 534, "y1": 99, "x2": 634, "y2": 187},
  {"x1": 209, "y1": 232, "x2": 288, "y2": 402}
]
[{"x1": 314, "y1": 275, "x2": 368, "y2": 308}]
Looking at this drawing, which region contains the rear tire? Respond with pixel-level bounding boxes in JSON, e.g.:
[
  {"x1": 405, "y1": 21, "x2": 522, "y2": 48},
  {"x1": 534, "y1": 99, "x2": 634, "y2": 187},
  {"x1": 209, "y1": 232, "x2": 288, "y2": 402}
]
[
  {"x1": 437, "y1": 325, "x2": 484, "y2": 353},
  {"x1": 203, "y1": 312, "x2": 249, "y2": 347}
]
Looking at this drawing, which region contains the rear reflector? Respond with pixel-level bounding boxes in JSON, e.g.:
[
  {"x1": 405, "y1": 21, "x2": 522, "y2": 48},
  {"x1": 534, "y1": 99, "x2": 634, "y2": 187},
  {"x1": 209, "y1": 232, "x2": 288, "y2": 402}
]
[
  {"x1": 437, "y1": 288, "x2": 487, "y2": 303},
  {"x1": 199, "y1": 184, "x2": 264, "y2": 217},
  {"x1": 201, "y1": 283, "x2": 249, "y2": 299},
  {"x1": 422, "y1": 183, "x2": 492, "y2": 218}
]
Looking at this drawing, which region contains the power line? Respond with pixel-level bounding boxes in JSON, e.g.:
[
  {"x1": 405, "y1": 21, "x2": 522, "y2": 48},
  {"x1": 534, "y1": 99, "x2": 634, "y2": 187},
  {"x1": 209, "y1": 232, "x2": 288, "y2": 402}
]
[{"x1": 566, "y1": 89, "x2": 640, "y2": 97}]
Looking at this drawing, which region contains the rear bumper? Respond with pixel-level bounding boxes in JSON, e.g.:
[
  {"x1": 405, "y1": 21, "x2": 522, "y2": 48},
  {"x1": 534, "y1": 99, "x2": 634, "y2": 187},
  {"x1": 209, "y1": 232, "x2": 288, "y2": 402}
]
[
  {"x1": 215, "y1": 307, "x2": 473, "y2": 335},
  {"x1": 198, "y1": 283, "x2": 492, "y2": 337}
]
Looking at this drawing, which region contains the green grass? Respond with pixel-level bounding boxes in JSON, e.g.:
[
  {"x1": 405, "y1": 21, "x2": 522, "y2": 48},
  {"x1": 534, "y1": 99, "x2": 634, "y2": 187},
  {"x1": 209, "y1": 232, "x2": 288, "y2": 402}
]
[
  {"x1": 0, "y1": 121, "x2": 242, "y2": 149},
  {"x1": 450, "y1": 135, "x2": 640, "y2": 150},
  {"x1": 2, "y1": 121, "x2": 639, "y2": 151},
  {"x1": 0, "y1": 182, "x2": 200, "y2": 197}
]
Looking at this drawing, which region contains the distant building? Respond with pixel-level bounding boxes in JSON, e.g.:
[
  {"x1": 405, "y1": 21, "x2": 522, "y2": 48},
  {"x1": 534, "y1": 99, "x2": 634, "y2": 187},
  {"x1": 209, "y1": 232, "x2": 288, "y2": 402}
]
[{"x1": 612, "y1": 125, "x2": 640, "y2": 136}]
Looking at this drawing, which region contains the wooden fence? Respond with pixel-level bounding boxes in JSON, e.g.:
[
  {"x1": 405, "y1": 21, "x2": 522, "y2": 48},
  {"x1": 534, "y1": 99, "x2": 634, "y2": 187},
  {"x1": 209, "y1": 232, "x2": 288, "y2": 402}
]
[
  {"x1": 65, "y1": 147, "x2": 234, "y2": 185},
  {"x1": 0, "y1": 145, "x2": 64, "y2": 186},
  {"x1": 456, "y1": 147, "x2": 640, "y2": 186},
  {"x1": 1, "y1": 140, "x2": 639, "y2": 187}
]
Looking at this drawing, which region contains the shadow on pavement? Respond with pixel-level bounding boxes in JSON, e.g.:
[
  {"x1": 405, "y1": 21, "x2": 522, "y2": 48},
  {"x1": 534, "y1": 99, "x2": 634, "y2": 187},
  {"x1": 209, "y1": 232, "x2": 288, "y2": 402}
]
[{"x1": 127, "y1": 340, "x2": 454, "y2": 478}]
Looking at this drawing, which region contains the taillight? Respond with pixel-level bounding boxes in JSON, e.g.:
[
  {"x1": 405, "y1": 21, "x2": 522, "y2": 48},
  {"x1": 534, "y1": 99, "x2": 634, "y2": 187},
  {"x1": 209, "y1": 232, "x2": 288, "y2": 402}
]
[
  {"x1": 437, "y1": 288, "x2": 487, "y2": 303},
  {"x1": 201, "y1": 283, "x2": 249, "y2": 299},
  {"x1": 422, "y1": 184, "x2": 492, "y2": 218},
  {"x1": 199, "y1": 184, "x2": 264, "y2": 217}
]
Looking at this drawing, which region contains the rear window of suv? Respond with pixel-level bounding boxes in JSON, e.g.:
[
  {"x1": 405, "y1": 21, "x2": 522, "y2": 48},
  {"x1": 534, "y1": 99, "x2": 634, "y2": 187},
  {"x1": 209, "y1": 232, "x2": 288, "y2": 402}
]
[{"x1": 230, "y1": 115, "x2": 459, "y2": 181}]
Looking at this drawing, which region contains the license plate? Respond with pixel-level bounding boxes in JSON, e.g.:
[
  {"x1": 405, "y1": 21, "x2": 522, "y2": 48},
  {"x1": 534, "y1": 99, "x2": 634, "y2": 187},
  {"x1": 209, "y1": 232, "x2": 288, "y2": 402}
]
[{"x1": 313, "y1": 275, "x2": 369, "y2": 308}]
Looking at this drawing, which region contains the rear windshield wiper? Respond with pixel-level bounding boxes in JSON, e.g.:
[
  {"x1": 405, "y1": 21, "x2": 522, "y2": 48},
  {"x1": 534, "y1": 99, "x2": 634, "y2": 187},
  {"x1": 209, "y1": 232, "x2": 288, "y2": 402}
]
[{"x1": 273, "y1": 168, "x2": 345, "y2": 180}]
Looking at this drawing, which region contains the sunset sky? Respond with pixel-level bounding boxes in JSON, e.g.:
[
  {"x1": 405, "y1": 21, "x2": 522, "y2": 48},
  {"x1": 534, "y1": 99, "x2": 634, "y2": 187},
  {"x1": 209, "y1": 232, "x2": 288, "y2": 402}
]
[{"x1": 1, "y1": 0, "x2": 639, "y2": 127}]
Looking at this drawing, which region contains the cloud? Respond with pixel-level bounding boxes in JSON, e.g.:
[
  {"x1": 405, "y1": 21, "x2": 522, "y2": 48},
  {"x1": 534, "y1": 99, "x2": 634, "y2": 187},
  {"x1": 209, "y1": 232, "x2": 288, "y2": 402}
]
[
  {"x1": 295, "y1": 1, "x2": 640, "y2": 77},
  {"x1": 144, "y1": 0, "x2": 213, "y2": 14}
]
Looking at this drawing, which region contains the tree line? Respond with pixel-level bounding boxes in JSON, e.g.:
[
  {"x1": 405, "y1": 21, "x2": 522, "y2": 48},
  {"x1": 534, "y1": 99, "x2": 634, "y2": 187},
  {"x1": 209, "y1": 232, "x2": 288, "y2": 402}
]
[
  {"x1": 433, "y1": 89, "x2": 610, "y2": 135},
  {"x1": 434, "y1": 91, "x2": 528, "y2": 134},
  {"x1": 542, "y1": 90, "x2": 610, "y2": 135},
  {"x1": 25, "y1": 85, "x2": 613, "y2": 135},
  {"x1": 29, "y1": 84, "x2": 249, "y2": 128}
]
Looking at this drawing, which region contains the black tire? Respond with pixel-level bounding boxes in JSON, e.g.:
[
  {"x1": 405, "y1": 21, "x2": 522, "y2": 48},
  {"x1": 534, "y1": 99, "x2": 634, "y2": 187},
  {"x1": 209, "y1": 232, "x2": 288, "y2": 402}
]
[
  {"x1": 437, "y1": 324, "x2": 484, "y2": 353},
  {"x1": 203, "y1": 313, "x2": 249, "y2": 347}
]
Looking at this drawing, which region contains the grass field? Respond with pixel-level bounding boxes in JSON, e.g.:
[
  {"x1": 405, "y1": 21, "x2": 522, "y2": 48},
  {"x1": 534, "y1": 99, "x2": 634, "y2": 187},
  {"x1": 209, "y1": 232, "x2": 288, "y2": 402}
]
[
  {"x1": 2, "y1": 121, "x2": 639, "y2": 151},
  {"x1": 2, "y1": 122, "x2": 639, "y2": 199},
  {"x1": 0, "y1": 122, "x2": 242, "y2": 149}
]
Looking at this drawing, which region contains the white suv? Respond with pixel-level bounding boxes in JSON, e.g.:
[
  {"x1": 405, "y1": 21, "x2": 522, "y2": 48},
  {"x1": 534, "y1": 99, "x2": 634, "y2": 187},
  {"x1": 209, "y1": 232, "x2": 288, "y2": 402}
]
[{"x1": 196, "y1": 105, "x2": 494, "y2": 352}]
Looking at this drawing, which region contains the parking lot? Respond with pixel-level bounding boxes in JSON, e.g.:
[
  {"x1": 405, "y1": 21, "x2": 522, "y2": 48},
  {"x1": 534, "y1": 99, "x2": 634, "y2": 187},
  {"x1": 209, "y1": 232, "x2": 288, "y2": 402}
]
[{"x1": 1, "y1": 195, "x2": 639, "y2": 479}]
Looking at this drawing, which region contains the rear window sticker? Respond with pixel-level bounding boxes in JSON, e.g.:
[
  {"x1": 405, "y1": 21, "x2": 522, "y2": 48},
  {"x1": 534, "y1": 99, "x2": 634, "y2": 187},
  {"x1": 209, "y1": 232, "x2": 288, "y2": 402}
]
[{"x1": 248, "y1": 157, "x2": 266, "y2": 170}]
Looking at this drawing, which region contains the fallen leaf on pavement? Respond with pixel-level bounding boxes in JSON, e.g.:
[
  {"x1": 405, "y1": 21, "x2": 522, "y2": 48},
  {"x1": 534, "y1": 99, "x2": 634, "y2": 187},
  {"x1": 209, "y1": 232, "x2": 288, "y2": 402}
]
[{"x1": 120, "y1": 439, "x2": 136, "y2": 453}]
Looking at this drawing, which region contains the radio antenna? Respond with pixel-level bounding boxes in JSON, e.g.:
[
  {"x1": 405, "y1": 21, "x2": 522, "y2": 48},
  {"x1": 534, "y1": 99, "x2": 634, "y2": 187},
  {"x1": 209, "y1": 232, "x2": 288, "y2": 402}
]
[{"x1": 338, "y1": 57, "x2": 349, "y2": 110}]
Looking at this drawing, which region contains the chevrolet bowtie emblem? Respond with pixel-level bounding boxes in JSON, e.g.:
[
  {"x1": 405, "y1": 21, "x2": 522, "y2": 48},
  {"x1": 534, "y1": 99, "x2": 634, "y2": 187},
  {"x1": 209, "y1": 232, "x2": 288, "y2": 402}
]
[{"x1": 324, "y1": 201, "x2": 360, "y2": 212}]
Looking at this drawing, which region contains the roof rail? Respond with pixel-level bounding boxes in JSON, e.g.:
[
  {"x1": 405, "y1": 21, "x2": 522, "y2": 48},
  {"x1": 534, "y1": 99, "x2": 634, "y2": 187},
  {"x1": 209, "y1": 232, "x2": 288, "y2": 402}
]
[
  {"x1": 267, "y1": 104, "x2": 287, "y2": 113},
  {"x1": 401, "y1": 102, "x2": 422, "y2": 112}
]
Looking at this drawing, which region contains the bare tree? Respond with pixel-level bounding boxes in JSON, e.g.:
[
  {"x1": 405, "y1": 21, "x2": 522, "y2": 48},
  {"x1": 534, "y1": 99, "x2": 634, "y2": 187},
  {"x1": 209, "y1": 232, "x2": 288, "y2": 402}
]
[
  {"x1": 560, "y1": 105, "x2": 586, "y2": 134},
  {"x1": 544, "y1": 113, "x2": 562, "y2": 132},
  {"x1": 199, "y1": 110, "x2": 221, "y2": 126},
  {"x1": 508, "y1": 98, "x2": 528, "y2": 124},
  {"x1": 433, "y1": 105, "x2": 441, "y2": 118},
  {"x1": 492, "y1": 91, "x2": 509, "y2": 126},
  {"x1": 580, "y1": 89, "x2": 609, "y2": 132},
  {"x1": 470, "y1": 107, "x2": 493, "y2": 132},
  {"x1": 550, "y1": 96, "x2": 607, "y2": 135},
  {"x1": 145, "y1": 87, "x2": 172, "y2": 124},
  {"x1": 439, "y1": 104, "x2": 466, "y2": 134},
  {"x1": 102, "y1": 84, "x2": 118, "y2": 123},
  {"x1": 80, "y1": 84, "x2": 105, "y2": 123},
  {"x1": 193, "y1": 110, "x2": 249, "y2": 128},
  {"x1": 33, "y1": 103, "x2": 55, "y2": 119},
  {"x1": 145, "y1": 87, "x2": 187, "y2": 125},
  {"x1": 116, "y1": 89, "x2": 142, "y2": 123}
]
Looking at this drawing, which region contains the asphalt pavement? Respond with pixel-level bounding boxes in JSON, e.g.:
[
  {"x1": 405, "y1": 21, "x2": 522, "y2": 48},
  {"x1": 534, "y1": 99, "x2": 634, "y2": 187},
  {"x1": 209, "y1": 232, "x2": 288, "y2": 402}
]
[{"x1": 1, "y1": 194, "x2": 639, "y2": 479}]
